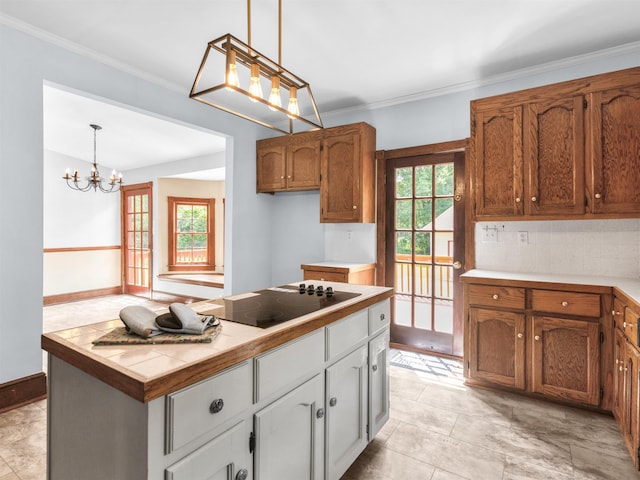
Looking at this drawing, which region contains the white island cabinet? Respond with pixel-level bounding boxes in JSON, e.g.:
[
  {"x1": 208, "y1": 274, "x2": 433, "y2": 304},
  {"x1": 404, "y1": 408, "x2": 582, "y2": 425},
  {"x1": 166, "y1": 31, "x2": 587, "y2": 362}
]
[{"x1": 42, "y1": 283, "x2": 392, "y2": 480}]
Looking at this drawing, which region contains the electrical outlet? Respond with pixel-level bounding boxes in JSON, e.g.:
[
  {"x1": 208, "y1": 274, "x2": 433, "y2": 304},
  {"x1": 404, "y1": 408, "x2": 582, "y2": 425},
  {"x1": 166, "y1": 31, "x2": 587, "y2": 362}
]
[
  {"x1": 347, "y1": 230, "x2": 352, "y2": 241},
  {"x1": 518, "y1": 231, "x2": 528, "y2": 245},
  {"x1": 481, "y1": 226, "x2": 498, "y2": 243}
]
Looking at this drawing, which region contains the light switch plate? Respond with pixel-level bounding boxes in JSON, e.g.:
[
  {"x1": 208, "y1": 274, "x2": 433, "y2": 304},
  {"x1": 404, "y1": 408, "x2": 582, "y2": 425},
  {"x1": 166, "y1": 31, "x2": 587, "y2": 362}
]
[{"x1": 518, "y1": 231, "x2": 528, "y2": 245}]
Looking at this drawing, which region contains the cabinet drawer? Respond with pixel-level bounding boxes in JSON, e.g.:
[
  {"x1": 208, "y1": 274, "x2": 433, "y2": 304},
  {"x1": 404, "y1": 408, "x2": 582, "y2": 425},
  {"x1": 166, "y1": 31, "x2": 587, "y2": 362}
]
[
  {"x1": 467, "y1": 284, "x2": 525, "y2": 309},
  {"x1": 624, "y1": 306, "x2": 640, "y2": 345},
  {"x1": 166, "y1": 361, "x2": 252, "y2": 454},
  {"x1": 368, "y1": 299, "x2": 390, "y2": 335},
  {"x1": 612, "y1": 297, "x2": 626, "y2": 331},
  {"x1": 255, "y1": 329, "x2": 324, "y2": 403},
  {"x1": 303, "y1": 270, "x2": 347, "y2": 282},
  {"x1": 326, "y1": 310, "x2": 368, "y2": 361},
  {"x1": 530, "y1": 290, "x2": 600, "y2": 317}
]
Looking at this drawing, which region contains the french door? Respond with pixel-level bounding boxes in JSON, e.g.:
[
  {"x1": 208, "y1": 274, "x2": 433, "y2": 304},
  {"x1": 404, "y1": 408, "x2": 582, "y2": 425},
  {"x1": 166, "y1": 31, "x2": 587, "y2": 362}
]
[
  {"x1": 121, "y1": 182, "x2": 152, "y2": 296},
  {"x1": 385, "y1": 151, "x2": 465, "y2": 356}
]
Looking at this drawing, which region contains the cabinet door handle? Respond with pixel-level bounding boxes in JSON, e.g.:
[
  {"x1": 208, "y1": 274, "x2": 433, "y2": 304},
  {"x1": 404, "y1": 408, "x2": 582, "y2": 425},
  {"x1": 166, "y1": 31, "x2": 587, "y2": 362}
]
[
  {"x1": 620, "y1": 365, "x2": 624, "y2": 372},
  {"x1": 624, "y1": 321, "x2": 627, "y2": 328},
  {"x1": 517, "y1": 333, "x2": 523, "y2": 339},
  {"x1": 329, "y1": 397, "x2": 338, "y2": 407},
  {"x1": 515, "y1": 197, "x2": 521, "y2": 203},
  {"x1": 492, "y1": 294, "x2": 499, "y2": 300},
  {"x1": 561, "y1": 301, "x2": 568, "y2": 307},
  {"x1": 613, "y1": 310, "x2": 622, "y2": 316},
  {"x1": 352, "y1": 206, "x2": 357, "y2": 210},
  {"x1": 209, "y1": 398, "x2": 224, "y2": 414},
  {"x1": 316, "y1": 408, "x2": 324, "y2": 419},
  {"x1": 531, "y1": 196, "x2": 537, "y2": 202},
  {"x1": 380, "y1": 313, "x2": 386, "y2": 321},
  {"x1": 372, "y1": 364, "x2": 378, "y2": 372},
  {"x1": 534, "y1": 335, "x2": 541, "y2": 341},
  {"x1": 595, "y1": 193, "x2": 602, "y2": 199},
  {"x1": 236, "y1": 469, "x2": 249, "y2": 480}
]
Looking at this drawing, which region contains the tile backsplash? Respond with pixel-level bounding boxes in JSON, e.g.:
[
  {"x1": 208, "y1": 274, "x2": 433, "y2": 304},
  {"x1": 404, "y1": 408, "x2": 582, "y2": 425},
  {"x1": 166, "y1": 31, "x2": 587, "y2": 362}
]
[{"x1": 475, "y1": 219, "x2": 640, "y2": 278}]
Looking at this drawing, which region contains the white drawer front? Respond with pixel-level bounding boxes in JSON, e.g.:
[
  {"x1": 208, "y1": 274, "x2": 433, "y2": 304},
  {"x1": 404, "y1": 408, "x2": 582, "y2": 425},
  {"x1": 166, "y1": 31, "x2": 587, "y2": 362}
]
[
  {"x1": 255, "y1": 329, "x2": 324, "y2": 403},
  {"x1": 368, "y1": 299, "x2": 390, "y2": 335},
  {"x1": 166, "y1": 361, "x2": 252, "y2": 453},
  {"x1": 326, "y1": 310, "x2": 368, "y2": 361}
]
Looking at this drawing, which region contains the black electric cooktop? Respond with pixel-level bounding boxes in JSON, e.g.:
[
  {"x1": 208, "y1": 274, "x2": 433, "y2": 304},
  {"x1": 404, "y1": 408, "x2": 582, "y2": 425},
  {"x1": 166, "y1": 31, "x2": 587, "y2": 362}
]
[{"x1": 209, "y1": 284, "x2": 361, "y2": 329}]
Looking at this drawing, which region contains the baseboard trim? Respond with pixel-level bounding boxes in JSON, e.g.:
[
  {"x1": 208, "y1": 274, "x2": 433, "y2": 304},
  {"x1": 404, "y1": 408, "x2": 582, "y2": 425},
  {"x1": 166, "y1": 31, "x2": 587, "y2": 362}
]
[
  {"x1": 0, "y1": 372, "x2": 47, "y2": 413},
  {"x1": 43, "y1": 286, "x2": 122, "y2": 306}
]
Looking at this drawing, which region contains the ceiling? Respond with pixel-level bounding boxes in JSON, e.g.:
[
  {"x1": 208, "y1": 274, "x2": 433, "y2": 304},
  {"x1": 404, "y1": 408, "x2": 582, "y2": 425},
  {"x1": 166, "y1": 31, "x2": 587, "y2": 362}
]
[{"x1": 4, "y1": 0, "x2": 640, "y2": 175}]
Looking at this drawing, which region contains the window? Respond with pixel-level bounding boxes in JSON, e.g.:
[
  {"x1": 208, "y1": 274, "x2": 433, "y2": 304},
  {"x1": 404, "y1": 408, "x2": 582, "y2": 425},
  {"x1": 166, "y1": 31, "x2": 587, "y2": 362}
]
[{"x1": 168, "y1": 196, "x2": 215, "y2": 271}]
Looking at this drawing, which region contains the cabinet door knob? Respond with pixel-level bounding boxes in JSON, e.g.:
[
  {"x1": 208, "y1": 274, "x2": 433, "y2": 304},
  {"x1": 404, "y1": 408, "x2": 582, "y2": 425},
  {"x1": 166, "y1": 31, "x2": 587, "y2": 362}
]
[
  {"x1": 620, "y1": 365, "x2": 624, "y2": 372},
  {"x1": 534, "y1": 335, "x2": 541, "y2": 341},
  {"x1": 236, "y1": 469, "x2": 248, "y2": 480},
  {"x1": 372, "y1": 364, "x2": 378, "y2": 372},
  {"x1": 209, "y1": 398, "x2": 224, "y2": 414},
  {"x1": 595, "y1": 193, "x2": 602, "y2": 199},
  {"x1": 316, "y1": 408, "x2": 324, "y2": 419},
  {"x1": 453, "y1": 261, "x2": 462, "y2": 270},
  {"x1": 352, "y1": 206, "x2": 357, "y2": 210},
  {"x1": 280, "y1": 176, "x2": 284, "y2": 179},
  {"x1": 517, "y1": 333, "x2": 523, "y2": 339},
  {"x1": 492, "y1": 294, "x2": 499, "y2": 300},
  {"x1": 561, "y1": 301, "x2": 568, "y2": 307},
  {"x1": 624, "y1": 321, "x2": 627, "y2": 328},
  {"x1": 380, "y1": 313, "x2": 385, "y2": 321},
  {"x1": 515, "y1": 197, "x2": 521, "y2": 203},
  {"x1": 531, "y1": 196, "x2": 537, "y2": 202},
  {"x1": 329, "y1": 397, "x2": 338, "y2": 407}
]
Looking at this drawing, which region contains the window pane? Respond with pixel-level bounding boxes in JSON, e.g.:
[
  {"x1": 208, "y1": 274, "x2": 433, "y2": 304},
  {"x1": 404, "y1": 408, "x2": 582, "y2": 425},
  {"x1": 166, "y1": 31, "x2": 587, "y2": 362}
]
[
  {"x1": 134, "y1": 232, "x2": 141, "y2": 249},
  {"x1": 142, "y1": 213, "x2": 149, "y2": 231},
  {"x1": 434, "y1": 198, "x2": 453, "y2": 229},
  {"x1": 415, "y1": 199, "x2": 432, "y2": 230},
  {"x1": 127, "y1": 214, "x2": 135, "y2": 231},
  {"x1": 395, "y1": 200, "x2": 412, "y2": 230},
  {"x1": 395, "y1": 167, "x2": 412, "y2": 198},
  {"x1": 395, "y1": 231, "x2": 412, "y2": 258},
  {"x1": 177, "y1": 205, "x2": 192, "y2": 219},
  {"x1": 415, "y1": 232, "x2": 431, "y2": 257},
  {"x1": 135, "y1": 213, "x2": 141, "y2": 230},
  {"x1": 135, "y1": 195, "x2": 141, "y2": 212},
  {"x1": 177, "y1": 218, "x2": 192, "y2": 233},
  {"x1": 435, "y1": 163, "x2": 454, "y2": 196},
  {"x1": 128, "y1": 196, "x2": 134, "y2": 211},
  {"x1": 415, "y1": 166, "x2": 432, "y2": 197},
  {"x1": 142, "y1": 232, "x2": 149, "y2": 250},
  {"x1": 193, "y1": 216, "x2": 207, "y2": 233},
  {"x1": 142, "y1": 195, "x2": 148, "y2": 212},
  {"x1": 193, "y1": 234, "x2": 207, "y2": 249}
]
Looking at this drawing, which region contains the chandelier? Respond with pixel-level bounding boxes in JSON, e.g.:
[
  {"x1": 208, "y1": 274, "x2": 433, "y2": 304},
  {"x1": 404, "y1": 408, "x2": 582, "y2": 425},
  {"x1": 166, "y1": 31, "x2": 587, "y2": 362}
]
[
  {"x1": 190, "y1": 0, "x2": 322, "y2": 135},
  {"x1": 62, "y1": 124, "x2": 123, "y2": 193}
]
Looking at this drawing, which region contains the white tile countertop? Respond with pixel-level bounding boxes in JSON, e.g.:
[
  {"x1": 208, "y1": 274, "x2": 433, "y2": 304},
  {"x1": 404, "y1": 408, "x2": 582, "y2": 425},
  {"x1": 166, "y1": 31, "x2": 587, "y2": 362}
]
[{"x1": 462, "y1": 269, "x2": 640, "y2": 304}]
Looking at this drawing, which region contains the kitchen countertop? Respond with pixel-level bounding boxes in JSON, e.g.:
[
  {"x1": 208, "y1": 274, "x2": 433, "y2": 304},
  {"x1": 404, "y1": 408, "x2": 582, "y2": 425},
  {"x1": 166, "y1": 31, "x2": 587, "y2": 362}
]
[
  {"x1": 41, "y1": 282, "x2": 393, "y2": 403},
  {"x1": 462, "y1": 269, "x2": 640, "y2": 304}
]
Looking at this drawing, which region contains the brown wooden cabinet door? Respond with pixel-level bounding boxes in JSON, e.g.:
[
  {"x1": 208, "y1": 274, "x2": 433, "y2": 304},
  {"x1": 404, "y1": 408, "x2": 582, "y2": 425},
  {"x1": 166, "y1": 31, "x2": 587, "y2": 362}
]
[
  {"x1": 524, "y1": 95, "x2": 585, "y2": 215},
  {"x1": 287, "y1": 141, "x2": 321, "y2": 190},
  {"x1": 473, "y1": 106, "x2": 524, "y2": 217},
  {"x1": 613, "y1": 327, "x2": 626, "y2": 423},
  {"x1": 321, "y1": 132, "x2": 361, "y2": 222},
  {"x1": 531, "y1": 315, "x2": 600, "y2": 405},
  {"x1": 587, "y1": 85, "x2": 640, "y2": 214},
  {"x1": 468, "y1": 307, "x2": 525, "y2": 389},
  {"x1": 622, "y1": 341, "x2": 640, "y2": 464},
  {"x1": 257, "y1": 144, "x2": 287, "y2": 192}
]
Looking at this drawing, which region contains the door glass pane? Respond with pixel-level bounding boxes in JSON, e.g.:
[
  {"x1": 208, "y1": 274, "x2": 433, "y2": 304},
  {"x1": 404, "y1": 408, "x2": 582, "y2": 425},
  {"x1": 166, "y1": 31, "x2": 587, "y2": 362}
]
[
  {"x1": 395, "y1": 263, "x2": 412, "y2": 295},
  {"x1": 415, "y1": 165, "x2": 433, "y2": 197},
  {"x1": 394, "y1": 295, "x2": 412, "y2": 327},
  {"x1": 414, "y1": 297, "x2": 432, "y2": 330},
  {"x1": 142, "y1": 195, "x2": 148, "y2": 212},
  {"x1": 142, "y1": 213, "x2": 149, "y2": 230},
  {"x1": 435, "y1": 299, "x2": 453, "y2": 333},
  {"x1": 135, "y1": 195, "x2": 141, "y2": 211},
  {"x1": 135, "y1": 232, "x2": 141, "y2": 249},
  {"x1": 434, "y1": 231, "x2": 453, "y2": 258},
  {"x1": 435, "y1": 163, "x2": 454, "y2": 196},
  {"x1": 414, "y1": 264, "x2": 431, "y2": 296},
  {"x1": 127, "y1": 213, "x2": 135, "y2": 231},
  {"x1": 434, "y1": 266, "x2": 454, "y2": 300},
  {"x1": 395, "y1": 200, "x2": 412, "y2": 230},
  {"x1": 142, "y1": 232, "x2": 149, "y2": 249},
  {"x1": 434, "y1": 198, "x2": 453, "y2": 229},
  {"x1": 395, "y1": 232, "x2": 412, "y2": 259},
  {"x1": 415, "y1": 232, "x2": 431, "y2": 257},
  {"x1": 414, "y1": 199, "x2": 432, "y2": 230},
  {"x1": 395, "y1": 168, "x2": 413, "y2": 198}
]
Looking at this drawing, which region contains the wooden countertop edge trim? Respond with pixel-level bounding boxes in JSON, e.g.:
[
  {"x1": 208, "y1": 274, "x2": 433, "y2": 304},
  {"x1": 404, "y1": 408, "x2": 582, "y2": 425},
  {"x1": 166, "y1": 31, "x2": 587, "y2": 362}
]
[
  {"x1": 43, "y1": 289, "x2": 393, "y2": 403},
  {"x1": 300, "y1": 263, "x2": 376, "y2": 273},
  {"x1": 612, "y1": 287, "x2": 640, "y2": 312},
  {"x1": 460, "y1": 275, "x2": 613, "y2": 294}
]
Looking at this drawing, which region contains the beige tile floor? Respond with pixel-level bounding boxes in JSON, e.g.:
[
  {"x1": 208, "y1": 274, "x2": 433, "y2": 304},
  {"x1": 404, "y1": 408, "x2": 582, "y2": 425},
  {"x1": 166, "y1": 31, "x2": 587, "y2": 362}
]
[{"x1": 0, "y1": 295, "x2": 638, "y2": 479}]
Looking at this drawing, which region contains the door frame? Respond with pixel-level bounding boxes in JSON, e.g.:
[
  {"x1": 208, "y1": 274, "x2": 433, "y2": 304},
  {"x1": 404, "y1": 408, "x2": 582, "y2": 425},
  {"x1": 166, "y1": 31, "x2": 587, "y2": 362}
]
[
  {"x1": 375, "y1": 139, "x2": 470, "y2": 357},
  {"x1": 120, "y1": 182, "x2": 153, "y2": 296}
]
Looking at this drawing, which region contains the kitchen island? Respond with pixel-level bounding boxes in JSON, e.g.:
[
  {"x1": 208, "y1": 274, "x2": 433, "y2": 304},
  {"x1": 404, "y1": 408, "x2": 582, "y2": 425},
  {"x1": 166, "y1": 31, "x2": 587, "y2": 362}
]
[{"x1": 42, "y1": 282, "x2": 393, "y2": 480}]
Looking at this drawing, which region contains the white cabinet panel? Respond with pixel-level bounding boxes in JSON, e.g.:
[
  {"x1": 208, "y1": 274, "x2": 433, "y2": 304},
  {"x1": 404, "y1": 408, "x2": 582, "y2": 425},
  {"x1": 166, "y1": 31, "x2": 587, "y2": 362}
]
[
  {"x1": 166, "y1": 361, "x2": 253, "y2": 453},
  {"x1": 368, "y1": 299, "x2": 390, "y2": 335},
  {"x1": 326, "y1": 310, "x2": 368, "y2": 361},
  {"x1": 325, "y1": 345, "x2": 368, "y2": 480},
  {"x1": 165, "y1": 420, "x2": 250, "y2": 480},
  {"x1": 255, "y1": 329, "x2": 324, "y2": 403},
  {"x1": 369, "y1": 329, "x2": 390, "y2": 440},
  {"x1": 254, "y1": 374, "x2": 325, "y2": 480}
]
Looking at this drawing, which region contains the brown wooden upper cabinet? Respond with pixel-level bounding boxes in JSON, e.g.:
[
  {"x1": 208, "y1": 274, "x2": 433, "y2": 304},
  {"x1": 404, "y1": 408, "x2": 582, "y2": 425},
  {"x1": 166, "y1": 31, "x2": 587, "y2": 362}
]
[
  {"x1": 256, "y1": 122, "x2": 376, "y2": 223},
  {"x1": 471, "y1": 66, "x2": 640, "y2": 220},
  {"x1": 256, "y1": 130, "x2": 322, "y2": 193}
]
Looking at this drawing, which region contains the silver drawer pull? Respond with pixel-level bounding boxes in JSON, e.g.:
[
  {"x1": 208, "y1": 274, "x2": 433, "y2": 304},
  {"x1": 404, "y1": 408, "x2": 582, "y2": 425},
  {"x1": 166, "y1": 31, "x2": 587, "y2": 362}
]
[
  {"x1": 372, "y1": 364, "x2": 378, "y2": 372},
  {"x1": 209, "y1": 398, "x2": 224, "y2": 414},
  {"x1": 316, "y1": 408, "x2": 324, "y2": 419},
  {"x1": 380, "y1": 313, "x2": 386, "y2": 321},
  {"x1": 236, "y1": 469, "x2": 248, "y2": 480},
  {"x1": 329, "y1": 397, "x2": 338, "y2": 407}
]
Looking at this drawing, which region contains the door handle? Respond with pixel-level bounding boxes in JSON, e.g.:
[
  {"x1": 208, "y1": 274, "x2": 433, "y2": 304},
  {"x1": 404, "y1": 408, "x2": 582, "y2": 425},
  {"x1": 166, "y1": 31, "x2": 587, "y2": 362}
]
[{"x1": 453, "y1": 261, "x2": 462, "y2": 270}]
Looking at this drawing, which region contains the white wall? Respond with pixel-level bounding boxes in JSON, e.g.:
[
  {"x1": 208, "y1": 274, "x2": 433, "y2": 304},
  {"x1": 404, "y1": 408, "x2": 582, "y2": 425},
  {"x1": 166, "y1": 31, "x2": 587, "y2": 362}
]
[{"x1": 0, "y1": 22, "x2": 271, "y2": 385}]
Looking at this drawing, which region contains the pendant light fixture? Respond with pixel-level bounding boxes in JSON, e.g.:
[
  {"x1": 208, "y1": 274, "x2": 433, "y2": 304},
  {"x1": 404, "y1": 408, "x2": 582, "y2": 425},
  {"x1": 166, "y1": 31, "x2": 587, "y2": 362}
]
[
  {"x1": 190, "y1": 0, "x2": 322, "y2": 135},
  {"x1": 62, "y1": 124, "x2": 123, "y2": 193}
]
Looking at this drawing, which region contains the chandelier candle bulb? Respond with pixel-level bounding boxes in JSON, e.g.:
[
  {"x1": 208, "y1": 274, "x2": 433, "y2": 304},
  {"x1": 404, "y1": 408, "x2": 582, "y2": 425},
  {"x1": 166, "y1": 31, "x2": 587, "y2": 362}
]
[
  {"x1": 268, "y1": 76, "x2": 281, "y2": 111},
  {"x1": 226, "y1": 50, "x2": 240, "y2": 89},
  {"x1": 287, "y1": 87, "x2": 299, "y2": 117},
  {"x1": 248, "y1": 63, "x2": 263, "y2": 101}
]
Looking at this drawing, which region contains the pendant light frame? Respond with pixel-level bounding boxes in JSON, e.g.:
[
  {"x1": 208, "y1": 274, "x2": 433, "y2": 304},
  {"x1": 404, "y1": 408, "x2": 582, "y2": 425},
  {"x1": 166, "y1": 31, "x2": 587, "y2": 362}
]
[{"x1": 190, "y1": 0, "x2": 322, "y2": 135}]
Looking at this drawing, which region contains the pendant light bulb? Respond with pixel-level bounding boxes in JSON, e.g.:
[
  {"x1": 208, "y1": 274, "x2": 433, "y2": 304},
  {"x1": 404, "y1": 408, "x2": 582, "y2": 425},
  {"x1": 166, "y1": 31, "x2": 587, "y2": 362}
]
[
  {"x1": 268, "y1": 76, "x2": 281, "y2": 111},
  {"x1": 248, "y1": 64, "x2": 263, "y2": 101},
  {"x1": 287, "y1": 87, "x2": 299, "y2": 118},
  {"x1": 226, "y1": 50, "x2": 240, "y2": 89}
]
